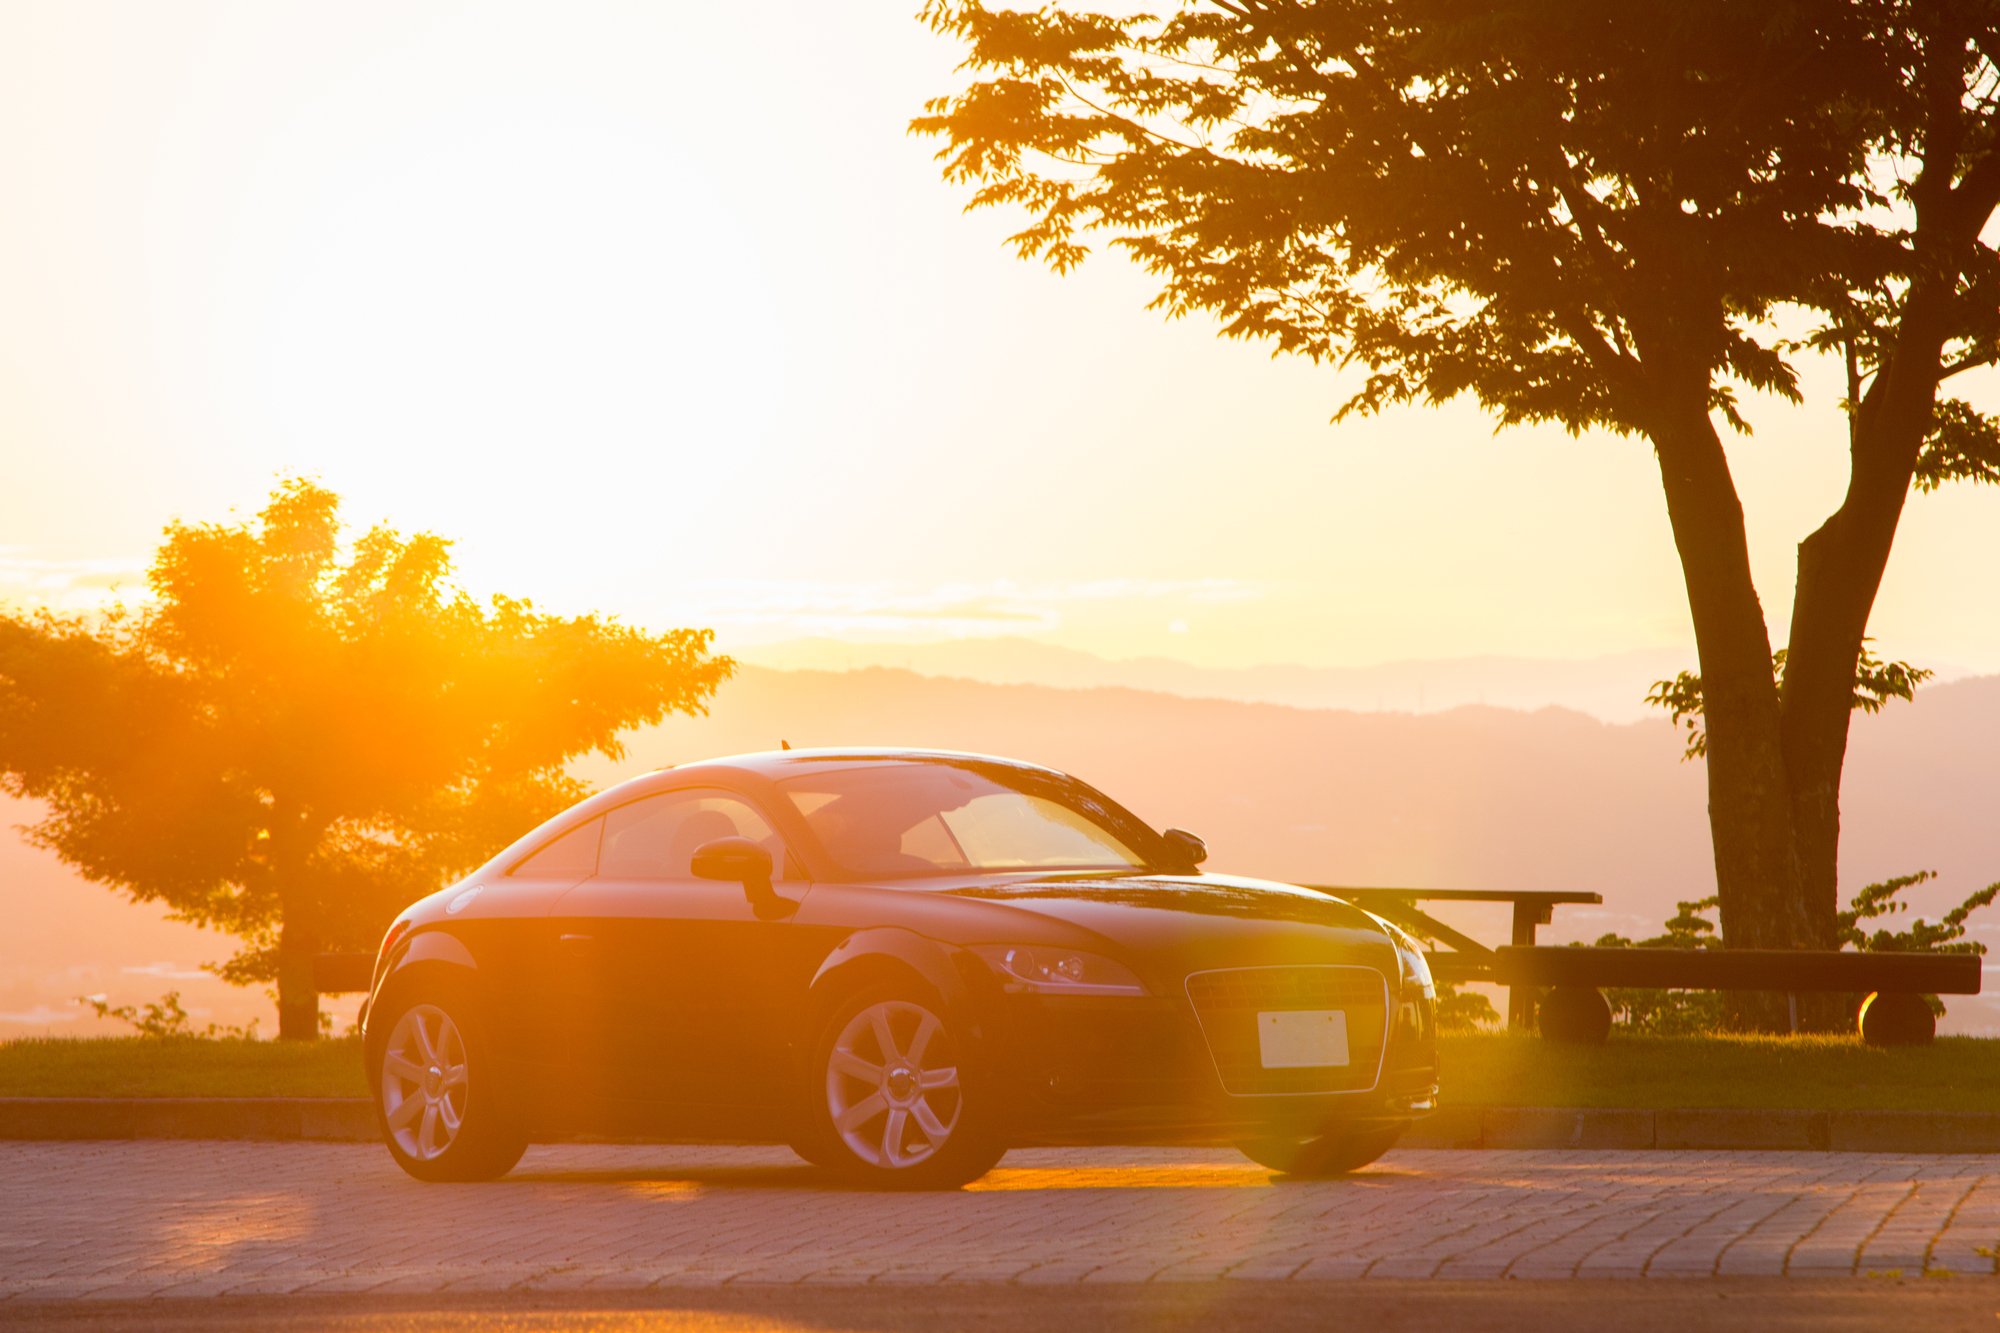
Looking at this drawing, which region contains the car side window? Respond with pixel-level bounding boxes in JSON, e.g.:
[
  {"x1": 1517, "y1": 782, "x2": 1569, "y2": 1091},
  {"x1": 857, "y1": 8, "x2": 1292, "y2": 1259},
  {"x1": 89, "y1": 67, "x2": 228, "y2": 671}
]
[
  {"x1": 509, "y1": 816, "x2": 603, "y2": 879},
  {"x1": 597, "y1": 790, "x2": 787, "y2": 881}
]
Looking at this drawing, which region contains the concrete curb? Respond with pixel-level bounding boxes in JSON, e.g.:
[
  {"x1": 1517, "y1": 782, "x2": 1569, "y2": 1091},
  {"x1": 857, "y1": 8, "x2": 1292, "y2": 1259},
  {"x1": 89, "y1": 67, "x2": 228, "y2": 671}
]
[
  {"x1": 1401, "y1": 1106, "x2": 2000, "y2": 1154},
  {"x1": 3, "y1": 1099, "x2": 1999, "y2": 1154}
]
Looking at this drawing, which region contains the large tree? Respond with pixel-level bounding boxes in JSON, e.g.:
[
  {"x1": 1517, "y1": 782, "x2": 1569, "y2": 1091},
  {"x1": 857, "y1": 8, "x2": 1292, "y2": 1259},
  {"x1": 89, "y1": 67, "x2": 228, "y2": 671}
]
[
  {"x1": 916, "y1": 0, "x2": 2000, "y2": 983},
  {"x1": 0, "y1": 480, "x2": 731, "y2": 1038}
]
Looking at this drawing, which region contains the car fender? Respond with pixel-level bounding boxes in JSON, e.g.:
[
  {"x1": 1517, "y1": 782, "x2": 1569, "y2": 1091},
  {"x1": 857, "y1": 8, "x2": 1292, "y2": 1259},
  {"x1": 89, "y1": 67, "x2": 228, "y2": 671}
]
[
  {"x1": 808, "y1": 926, "x2": 993, "y2": 1042},
  {"x1": 363, "y1": 928, "x2": 480, "y2": 1052}
]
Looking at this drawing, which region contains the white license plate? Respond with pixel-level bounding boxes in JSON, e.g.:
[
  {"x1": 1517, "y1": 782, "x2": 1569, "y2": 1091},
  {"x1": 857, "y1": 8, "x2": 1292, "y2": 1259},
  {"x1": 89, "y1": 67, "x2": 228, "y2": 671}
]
[{"x1": 1257, "y1": 1010, "x2": 1350, "y2": 1068}]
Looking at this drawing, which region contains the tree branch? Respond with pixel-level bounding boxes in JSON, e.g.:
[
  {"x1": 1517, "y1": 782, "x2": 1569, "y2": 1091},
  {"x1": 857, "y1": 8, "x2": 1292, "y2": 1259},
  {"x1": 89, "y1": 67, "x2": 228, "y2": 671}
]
[{"x1": 1941, "y1": 347, "x2": 1999, "y2": 380}]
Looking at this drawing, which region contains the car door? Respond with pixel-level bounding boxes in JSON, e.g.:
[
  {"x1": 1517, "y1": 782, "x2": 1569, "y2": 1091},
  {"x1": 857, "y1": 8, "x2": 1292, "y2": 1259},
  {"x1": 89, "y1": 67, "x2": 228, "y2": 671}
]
[
  {"x1": 479, "y1": 813, "x2": 605, "y2": 1123},
  {"x1": 547, "y1": 786, "x2": 806, "y2": 1122}
]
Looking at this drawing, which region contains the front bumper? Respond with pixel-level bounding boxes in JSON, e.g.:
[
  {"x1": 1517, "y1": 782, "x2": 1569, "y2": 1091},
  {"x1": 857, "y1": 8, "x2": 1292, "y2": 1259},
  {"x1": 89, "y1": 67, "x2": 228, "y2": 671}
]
[{"x1": 980, "y1": 970, "x2": 1439, "y2": 1147}]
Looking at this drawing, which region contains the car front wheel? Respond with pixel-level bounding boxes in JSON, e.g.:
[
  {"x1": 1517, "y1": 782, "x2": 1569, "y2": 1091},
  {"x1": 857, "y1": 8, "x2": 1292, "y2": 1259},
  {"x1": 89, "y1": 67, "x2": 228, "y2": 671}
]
[
  {"x1": 800, "y1": 987, "x2": 1004, "y2": 1189},
  {"x1": 374, "y1": 993, "x2": 526, "y2": 1183},
  {"x1": 1236, "y1": 1123, "x2": 1406, "y2": 1177}
]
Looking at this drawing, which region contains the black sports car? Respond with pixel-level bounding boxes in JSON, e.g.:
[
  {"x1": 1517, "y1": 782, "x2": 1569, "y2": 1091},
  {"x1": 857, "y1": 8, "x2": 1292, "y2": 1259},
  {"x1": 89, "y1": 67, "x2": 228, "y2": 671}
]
[{"x1": 361, "y1": 748, "x2": 1439, "y2": 1188}]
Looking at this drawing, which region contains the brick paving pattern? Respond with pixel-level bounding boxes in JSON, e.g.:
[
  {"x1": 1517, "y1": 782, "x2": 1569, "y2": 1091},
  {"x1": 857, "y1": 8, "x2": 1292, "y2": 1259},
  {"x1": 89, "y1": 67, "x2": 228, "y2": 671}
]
[{"x1": 4, "y1": 1143, "x2": 2000, "y2": 1299}]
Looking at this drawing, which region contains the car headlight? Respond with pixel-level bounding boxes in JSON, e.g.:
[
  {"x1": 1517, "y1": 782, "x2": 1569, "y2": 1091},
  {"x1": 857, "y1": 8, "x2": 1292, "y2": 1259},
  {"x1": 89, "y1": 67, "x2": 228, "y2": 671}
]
[
  {"x1": 971, "y1": 945, "x2": 1147, "y2": 996},
  {"x1": 1381, "y1": 922, "x2": 1436, "y2": 998}
]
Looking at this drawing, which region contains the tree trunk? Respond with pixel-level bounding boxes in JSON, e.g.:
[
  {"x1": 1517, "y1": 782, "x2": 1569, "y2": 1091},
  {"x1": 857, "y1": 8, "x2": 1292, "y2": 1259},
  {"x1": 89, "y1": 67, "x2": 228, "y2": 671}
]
[
  {"x1": 275, "y1": 917, "x2": 320, "y2": 1040},
  {"x1": 268, "y1": 798, "x2": 328, "y2": 1042},
  {"x1": 1782, "y1": 515, "x2": 1882, "y2": 954},
  {"x1": 1646, "y1": 403, "x2": 1816, "y2": 962},
  {"x1": 1781, "y1": 276, "x2": 1957, "y2": 956}
]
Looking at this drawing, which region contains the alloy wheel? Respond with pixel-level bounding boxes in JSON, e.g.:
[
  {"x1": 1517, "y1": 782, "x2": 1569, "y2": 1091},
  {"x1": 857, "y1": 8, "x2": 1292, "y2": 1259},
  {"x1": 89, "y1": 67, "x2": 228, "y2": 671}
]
[
  {"x1": 824, "y1": 999, "x2": 962, "y2": 1168},
  {"x1": 381, "y1": 1003, "x2": 469, "y2": 1162}
]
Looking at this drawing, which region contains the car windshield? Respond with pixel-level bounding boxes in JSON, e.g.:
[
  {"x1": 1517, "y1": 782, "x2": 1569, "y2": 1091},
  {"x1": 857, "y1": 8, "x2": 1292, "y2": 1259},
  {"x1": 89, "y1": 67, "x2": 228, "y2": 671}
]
[{"x1": 777, "y1": 760, "x2": 1162, "y2": 880}]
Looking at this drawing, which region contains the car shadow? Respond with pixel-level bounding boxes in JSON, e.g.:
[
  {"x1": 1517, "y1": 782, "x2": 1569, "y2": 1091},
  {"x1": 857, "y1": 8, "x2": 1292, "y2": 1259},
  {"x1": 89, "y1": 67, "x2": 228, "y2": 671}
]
[
  {"x1": 504, "y1": 1160, "x2": 889, "y2": 1191},
  {"x1": 502, "y1": 1158, "x2": 1422, "y2": 1192}
]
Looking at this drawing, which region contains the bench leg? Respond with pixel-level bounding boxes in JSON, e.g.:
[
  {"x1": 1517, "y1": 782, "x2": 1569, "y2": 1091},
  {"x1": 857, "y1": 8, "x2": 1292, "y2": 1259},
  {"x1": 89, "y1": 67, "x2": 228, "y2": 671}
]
[
  {"x1": 1507, "y1": 985, "x2": 1534, "y2": 1031},
  {"x1": 1506, "y1": 901, "x2": 1551, "y2": 1031}
]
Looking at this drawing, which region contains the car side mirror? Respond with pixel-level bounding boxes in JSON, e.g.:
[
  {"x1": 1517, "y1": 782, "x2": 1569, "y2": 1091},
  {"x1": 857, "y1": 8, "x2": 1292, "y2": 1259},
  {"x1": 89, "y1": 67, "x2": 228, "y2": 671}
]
[
  {"x1": 1163, "y1": 828, "x2": 1207, "y2": 867},
  {"x1": 690, "y1": 837, "x2": 791, "y2": 918},
  {"x1": 691, "y1": 836, "x2": 773, "y2": 886}
]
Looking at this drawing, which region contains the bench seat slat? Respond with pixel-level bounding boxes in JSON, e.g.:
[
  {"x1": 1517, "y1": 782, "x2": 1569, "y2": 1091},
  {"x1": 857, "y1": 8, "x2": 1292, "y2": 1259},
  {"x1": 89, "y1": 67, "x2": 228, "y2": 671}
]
[{"x1": 1492, "y1": 946, "x2": 1981, "y2": 995}]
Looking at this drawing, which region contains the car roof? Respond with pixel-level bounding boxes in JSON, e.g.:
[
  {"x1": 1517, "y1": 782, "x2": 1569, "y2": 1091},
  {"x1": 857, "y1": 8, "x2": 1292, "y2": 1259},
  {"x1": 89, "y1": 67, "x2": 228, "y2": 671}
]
[
  {"x1": 479, "y1": 747, "x2": 1095, "y2": 880},
  {"x1": 663, "y1": 747, "x2": 1067, "y2": 782}
]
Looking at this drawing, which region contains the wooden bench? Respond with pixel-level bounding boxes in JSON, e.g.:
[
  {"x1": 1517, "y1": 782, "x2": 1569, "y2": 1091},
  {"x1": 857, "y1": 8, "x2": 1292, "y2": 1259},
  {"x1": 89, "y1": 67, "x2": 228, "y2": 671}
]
[
  {"x1": 1492, "y1": 946, "x2": 1982, "y2": 1046},
  {"x1": 1309, "y1": 886, "x2": 1604, "y2": 1028}
]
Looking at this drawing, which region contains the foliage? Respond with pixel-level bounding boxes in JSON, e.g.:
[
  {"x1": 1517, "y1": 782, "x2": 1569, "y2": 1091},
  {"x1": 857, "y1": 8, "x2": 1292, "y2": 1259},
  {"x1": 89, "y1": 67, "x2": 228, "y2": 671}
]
[
  {"x1": 913, "y1": 1, "x2": 1995, "y2": 437},
  {"x1": 1916, "y1": 398, "x2": 2000, "y2": 492},
  {"x1": 1838, "y1": 870, "x2": 1999, "y2": 957},
  {"x1": 0, "y1": 480, "x2": 732, "y2": 1037},
  {"x1": 1647, "y1": 640, "x2": 1934, "y2": 761},
  {"x1": 1435, "y1": 984, "x2": 1499, "y2": 1034},
  {"x1": 76, "y1": 990, "x2": 261, "y2": 1040},
  {"x1": 1592, "y1": 897, "x2": 1728, "y2": 1035}
]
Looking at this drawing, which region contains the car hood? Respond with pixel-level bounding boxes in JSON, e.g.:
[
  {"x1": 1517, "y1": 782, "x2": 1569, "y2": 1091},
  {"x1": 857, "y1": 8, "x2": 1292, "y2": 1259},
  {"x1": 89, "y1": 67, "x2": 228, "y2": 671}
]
[{"x1": 839, "y1": 870, "x2": 1402, "y2": 981}]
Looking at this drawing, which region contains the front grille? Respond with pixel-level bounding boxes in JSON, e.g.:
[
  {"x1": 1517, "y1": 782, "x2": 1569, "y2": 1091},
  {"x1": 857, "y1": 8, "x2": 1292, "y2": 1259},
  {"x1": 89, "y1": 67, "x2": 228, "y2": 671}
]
[{"x1": 1185, "y1": 966, "x2": 1389, "y2": 1095}]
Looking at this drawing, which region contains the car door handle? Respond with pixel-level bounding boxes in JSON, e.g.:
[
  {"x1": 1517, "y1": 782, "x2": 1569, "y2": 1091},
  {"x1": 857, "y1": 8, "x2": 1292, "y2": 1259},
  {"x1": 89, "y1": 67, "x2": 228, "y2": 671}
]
[{"x1": 558, "y1": 933, "x2": 595, "y2": 944}]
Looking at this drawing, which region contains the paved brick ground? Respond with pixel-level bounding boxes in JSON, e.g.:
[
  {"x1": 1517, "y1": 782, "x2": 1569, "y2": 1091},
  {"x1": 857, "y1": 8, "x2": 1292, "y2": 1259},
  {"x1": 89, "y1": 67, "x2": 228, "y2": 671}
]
[{"x1": 4, "y1": 1143, "x2": 2000, "y2": 1299}]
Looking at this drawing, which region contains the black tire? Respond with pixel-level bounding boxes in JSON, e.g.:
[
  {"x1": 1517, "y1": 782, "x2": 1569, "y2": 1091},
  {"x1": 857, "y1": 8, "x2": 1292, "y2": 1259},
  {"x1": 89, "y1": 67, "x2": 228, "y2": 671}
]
[
  {"x1": 1237, "y1": 1123, "x2": 1406, "y2": 1177},
  {"x1": 371, "y1": 986, "x2": 527, "y2": 1183},
  {"x1": 1859, "y1": 991, "x2": 1936, "y2": 1047},
  {"x1": 796, "y1": 983, "x2": 1004, "y2": 1190},
  {"x1": 1538, "y1": 985, "x2": 1613, "y2": 1045},
  {"x1": 787, "y1": 1135, "x2": 839, "y2": 1168}
]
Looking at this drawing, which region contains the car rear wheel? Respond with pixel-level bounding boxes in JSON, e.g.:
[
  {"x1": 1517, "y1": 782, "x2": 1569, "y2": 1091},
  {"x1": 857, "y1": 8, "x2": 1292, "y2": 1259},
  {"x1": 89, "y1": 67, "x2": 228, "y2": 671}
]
[
  {"x1": 375, "y1": 994, "x2": 526, "y2": 1183},
  {"x1": 1236, "y1": 1123, "x2": 1406, "y2": 1177},
  {"x1": 801, "y1": 987, "x2": 1003, "y2": 1189}
]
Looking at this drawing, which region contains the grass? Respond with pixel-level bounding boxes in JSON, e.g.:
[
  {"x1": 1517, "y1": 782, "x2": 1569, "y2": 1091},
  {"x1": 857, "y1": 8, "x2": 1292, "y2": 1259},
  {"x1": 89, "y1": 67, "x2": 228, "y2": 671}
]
[
  {"x1": 3, "y1": 1031, "x2": 1999, "y2": 1112},
  {"x1": 0, "y1": 1036, "x2": 366, "y2": 1099},
  {"x1": 1441, "y1": 1031, "x2": 2000, "y2": 1113}
]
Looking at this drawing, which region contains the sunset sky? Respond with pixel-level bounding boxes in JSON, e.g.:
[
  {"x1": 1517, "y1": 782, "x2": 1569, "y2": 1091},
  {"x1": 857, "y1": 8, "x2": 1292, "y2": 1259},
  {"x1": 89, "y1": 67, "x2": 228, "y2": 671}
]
[
  {"x1": 3, "y1": 0, "x2": 1998, "y2": 676},
  {"x1": 3, "y1": 1, "x2": 1999, "y2": 1041}
]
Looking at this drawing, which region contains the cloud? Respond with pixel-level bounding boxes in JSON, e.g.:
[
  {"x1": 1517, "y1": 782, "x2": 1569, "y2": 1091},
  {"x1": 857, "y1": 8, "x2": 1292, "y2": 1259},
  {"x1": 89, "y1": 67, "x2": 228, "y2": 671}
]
[
  {"x1": 121, "y1": 962, "x2": 211, "y2": 981},
  {"x1": 0, "y1": 1004, "x2": 80, "y2": 1025},
  {"x1": 0, "y1": 548, "x2": 148, "y2": 613}
]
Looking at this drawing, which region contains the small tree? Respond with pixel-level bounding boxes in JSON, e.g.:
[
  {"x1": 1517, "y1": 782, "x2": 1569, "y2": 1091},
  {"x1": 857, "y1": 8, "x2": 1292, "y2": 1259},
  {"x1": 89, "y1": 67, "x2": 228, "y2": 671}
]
[
  {"x1": 1592, "y1": 897, "x2": 1729, "y2": 1035},
  {"x1": 915, "y1": 1, "x2": 2000, "y2": 1011},
  {"x1": 0, "y1": 480, "x2": 731, "y2": 1038}
]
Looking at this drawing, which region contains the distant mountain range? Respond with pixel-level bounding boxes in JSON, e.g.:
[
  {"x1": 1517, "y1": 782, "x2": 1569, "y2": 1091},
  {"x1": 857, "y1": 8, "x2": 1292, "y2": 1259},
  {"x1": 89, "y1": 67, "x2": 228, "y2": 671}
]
[
  {"x1": 626, "y1": 667, "x2": 2000, "y2": 932},
  {"x1": 626, "y1": 664, "x2": 2000, "y2": 1030},
  {"x1": 7, "y1": 660, "x2": 1997, "y2": 1036},
  {"x1": 737, "y1": 638, "x2": 1729, "y2": 722}
]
